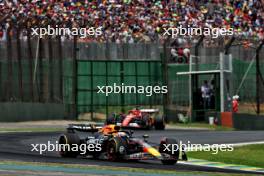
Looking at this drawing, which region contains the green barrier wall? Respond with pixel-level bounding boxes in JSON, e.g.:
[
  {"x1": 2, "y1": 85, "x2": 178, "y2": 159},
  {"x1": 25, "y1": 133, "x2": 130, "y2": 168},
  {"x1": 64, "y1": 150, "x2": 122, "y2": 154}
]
[
  {"x1": 74, "y1": 60, "x2": 163, "y2": 115},
  {"x1": 233, "y1": 113, "x2": 264, "y2": 130},
  {"x1": 0, "y1": 103, "x2": 65, "y2": 122}
]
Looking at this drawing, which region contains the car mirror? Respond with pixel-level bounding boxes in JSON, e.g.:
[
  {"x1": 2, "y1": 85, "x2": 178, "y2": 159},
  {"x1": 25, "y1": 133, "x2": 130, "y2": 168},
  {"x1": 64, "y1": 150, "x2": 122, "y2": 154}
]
[{"x1": 143, "y1": 134, "x2": 149, "y2": 141}]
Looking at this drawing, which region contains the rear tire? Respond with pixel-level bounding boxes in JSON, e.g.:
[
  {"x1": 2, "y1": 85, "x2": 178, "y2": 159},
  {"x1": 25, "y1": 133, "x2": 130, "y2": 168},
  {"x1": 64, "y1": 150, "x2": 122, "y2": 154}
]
[
  {"x1": 154, "y1": 116, "x2": 165, "y2": 130},
  {"x1": 58, "y1": 133, "x2": 80, "y2": 158},
  {"x1": 159, "y1": 138, "x2": 179, "y2": 165}
]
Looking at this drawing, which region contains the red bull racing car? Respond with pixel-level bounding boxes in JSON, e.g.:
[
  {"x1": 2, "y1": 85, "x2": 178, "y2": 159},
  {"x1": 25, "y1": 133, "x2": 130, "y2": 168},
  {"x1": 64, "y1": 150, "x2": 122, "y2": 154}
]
[
  {"x1": 106, "y1": 108, "x2": 165, "y2": 130},
  {"x1": 58, "y1": 124, "x2": 187, "y2": 165}
]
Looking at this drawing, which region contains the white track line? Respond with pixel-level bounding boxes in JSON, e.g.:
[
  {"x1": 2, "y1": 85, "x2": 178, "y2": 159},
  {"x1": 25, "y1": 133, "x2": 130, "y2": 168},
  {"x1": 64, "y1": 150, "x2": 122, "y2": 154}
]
[{"x1": 228, "y1": 141, "x2": 264, "y2": 147}]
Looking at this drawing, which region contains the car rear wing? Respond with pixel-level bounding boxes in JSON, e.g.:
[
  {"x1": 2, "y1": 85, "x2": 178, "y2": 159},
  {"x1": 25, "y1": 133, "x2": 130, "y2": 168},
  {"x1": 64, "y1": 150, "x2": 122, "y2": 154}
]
[
  {"x1": 67, "y1": 123, "x2": 103, "y2": 132},
  {"x1": 140, "y1": 109, "x2": 159, "y2": 113}
]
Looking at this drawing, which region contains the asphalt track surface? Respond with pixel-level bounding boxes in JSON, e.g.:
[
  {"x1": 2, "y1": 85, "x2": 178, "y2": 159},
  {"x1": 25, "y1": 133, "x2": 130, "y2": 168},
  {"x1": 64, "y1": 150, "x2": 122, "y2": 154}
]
[{"x1": 1, "y1": 129, "x2": 264, "y2": 175}]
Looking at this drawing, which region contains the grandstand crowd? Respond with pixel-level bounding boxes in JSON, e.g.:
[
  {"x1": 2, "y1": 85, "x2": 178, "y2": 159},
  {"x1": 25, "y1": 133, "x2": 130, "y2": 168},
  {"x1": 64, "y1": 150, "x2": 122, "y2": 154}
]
[{"x1": 0, "y1": 0, "x2": 263, "y2": 43}]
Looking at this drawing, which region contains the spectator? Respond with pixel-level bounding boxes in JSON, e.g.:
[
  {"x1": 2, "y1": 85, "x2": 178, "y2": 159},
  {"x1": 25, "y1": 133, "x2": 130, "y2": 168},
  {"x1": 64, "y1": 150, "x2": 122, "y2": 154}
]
[
  {"x1": 210, "y1": 80, "x2": 215, "y2": 109},
  {"x1": 201, "y1": 80, "x2": 211, "y2": 109},
  {"x1": 0, "y1": 0, "x2": 262, "y2": 43},
  {"x1": 232, "y1": 95, "x2": 239, "y2": 113},
  {"x1": 170, "y1": 38, "x2": 190, "y2": 63}
]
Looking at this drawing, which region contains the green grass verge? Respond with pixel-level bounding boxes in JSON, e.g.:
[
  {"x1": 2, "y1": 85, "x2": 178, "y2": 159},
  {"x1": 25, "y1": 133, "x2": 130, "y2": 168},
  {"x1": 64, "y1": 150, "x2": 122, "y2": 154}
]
[
  {"x1": 188, "y1": 144, "x2": 264, "y2": 168},
  {"x1": 0, "y1": 161, "x2": 258, "y2": 176},
  {"x1": 0, "y1": 127, "x2": 65, "y2": 132},
  {"x1": 169, "y1": 122, "x2": 234, "y2": 131}
]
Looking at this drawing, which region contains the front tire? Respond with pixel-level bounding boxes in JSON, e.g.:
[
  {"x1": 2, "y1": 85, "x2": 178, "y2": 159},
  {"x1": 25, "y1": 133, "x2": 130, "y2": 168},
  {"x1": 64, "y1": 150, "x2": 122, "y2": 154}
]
[
  {"x1": 107, "y1": 137, "x2": 127, "y2": 161},
  {"x1": 159, "y1": 138, "x2": 179, "y2": 165},
  {"x1": 58, "y1": 133, "x2": 80, "y2": 158}
]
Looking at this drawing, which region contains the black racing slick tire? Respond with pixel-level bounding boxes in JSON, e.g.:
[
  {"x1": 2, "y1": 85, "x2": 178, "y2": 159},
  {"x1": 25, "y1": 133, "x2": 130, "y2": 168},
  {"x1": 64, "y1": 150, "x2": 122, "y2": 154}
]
[
  {"x1": 107, "y1": 137, "x2": 127, "y2": 161},
  {"x1": 154, "y1": 116, "x2": 165, "y2": 130},
  {"x1": 58, "y1": 133, "x2": 80, "y2": 158},
  {"x1": 159, "y1": 138, "x2": 179, "y2": 165}
]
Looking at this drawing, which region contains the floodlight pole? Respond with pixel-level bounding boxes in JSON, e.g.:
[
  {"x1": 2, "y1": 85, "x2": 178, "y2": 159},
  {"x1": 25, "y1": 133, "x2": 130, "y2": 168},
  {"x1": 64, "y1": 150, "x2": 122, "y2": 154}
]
[{"x1": 256, "y1": 40, "x2": 264, "y2": 115}]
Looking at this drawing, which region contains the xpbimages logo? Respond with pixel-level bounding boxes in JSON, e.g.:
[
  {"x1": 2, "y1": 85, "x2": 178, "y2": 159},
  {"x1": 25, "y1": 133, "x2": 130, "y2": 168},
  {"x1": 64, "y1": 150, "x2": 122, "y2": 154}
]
[
  {"x1": 31, "y1": 141, "x2": 102, "y2": 155},
  {"x1": 163, "y1": 141, "x2": 234, "y2": 155},
  {"x1": 97, "y1": 83, "x2": 168, "y2": 97},
  {"x1": 163, "y1": 26, "x2": 234, "y2": 39},
  {"x1": 31, "y1": 25, "x2": 103, "y2": 38}
]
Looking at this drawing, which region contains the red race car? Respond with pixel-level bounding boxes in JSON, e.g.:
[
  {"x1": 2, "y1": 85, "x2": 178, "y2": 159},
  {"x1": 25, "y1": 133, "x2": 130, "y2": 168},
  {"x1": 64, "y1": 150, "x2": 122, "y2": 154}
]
[{"x1": 106, "y1": 108, "x2": 165, "y2": 130}]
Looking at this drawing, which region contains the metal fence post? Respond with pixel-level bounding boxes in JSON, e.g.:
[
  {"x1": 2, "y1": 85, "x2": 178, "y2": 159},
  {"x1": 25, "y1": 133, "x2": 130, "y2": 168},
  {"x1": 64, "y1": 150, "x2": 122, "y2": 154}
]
[
  {"x1": 148, "y1": 61, "x2": 152, "y2": 108},
  {"x1": 0, "y1": 40, "x2": 2, "y2": 101},
  {"x1": 72, "y1": 36, "x2": 78, "y2": 119},
  {"x1": 105, "y1": 61, "x2": 109, "y2": 117},
  {"x1": 90, "y1": 61, "x2": 94, "y2": 120},
  {"x1": 135, "y1": 62, "x2": 139, "y2": 105},
  {"x1": 58, "y1": 36, "x2": 63, "y2": 101},
  {"x1": 38, "y1": 38, "x2": 44, "y2": 102},
  {"x1": 27, "y1": 29, "x2": 34, "y2": 101},
  {"x1": 0, "y1": 46, "x2": 1, "y2": 101},
  {"x1": 16, "y1": 28, "x2": 23, "y2": 101},
  {"x1": 121, "y1": 44, "x2": 127, "y2": 113},
  {"x1": 120, "y1": 60, "x2": 125, "y2": 113},
  {"x1": 162, "y1": 40, "x2": 169, "y2": 121},
  {"x1": 256, "y1": 40, "x2": 264, "y2": 115},
  {"x1": 105, "y1": 42, "x2": 110, "y2": 117},
  {"x1": 191, "y1": 36, "x2": 204, "y2": 121},
  {"x1": 6, "y1": 27, "x2": 13, "y2": 101},
  {"x1": 48, "y1": 37, "x2": 54, "y2": 102}
]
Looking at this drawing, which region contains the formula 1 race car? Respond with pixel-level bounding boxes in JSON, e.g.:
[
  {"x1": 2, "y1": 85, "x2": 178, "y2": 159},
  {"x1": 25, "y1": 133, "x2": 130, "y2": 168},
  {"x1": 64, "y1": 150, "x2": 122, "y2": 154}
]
[
  {"x1": 58, "y1": 124, "x2": 187, "y2": 165},
  {"x1": 106, "y1": 108, "x2": 165, "y2": 130}
]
